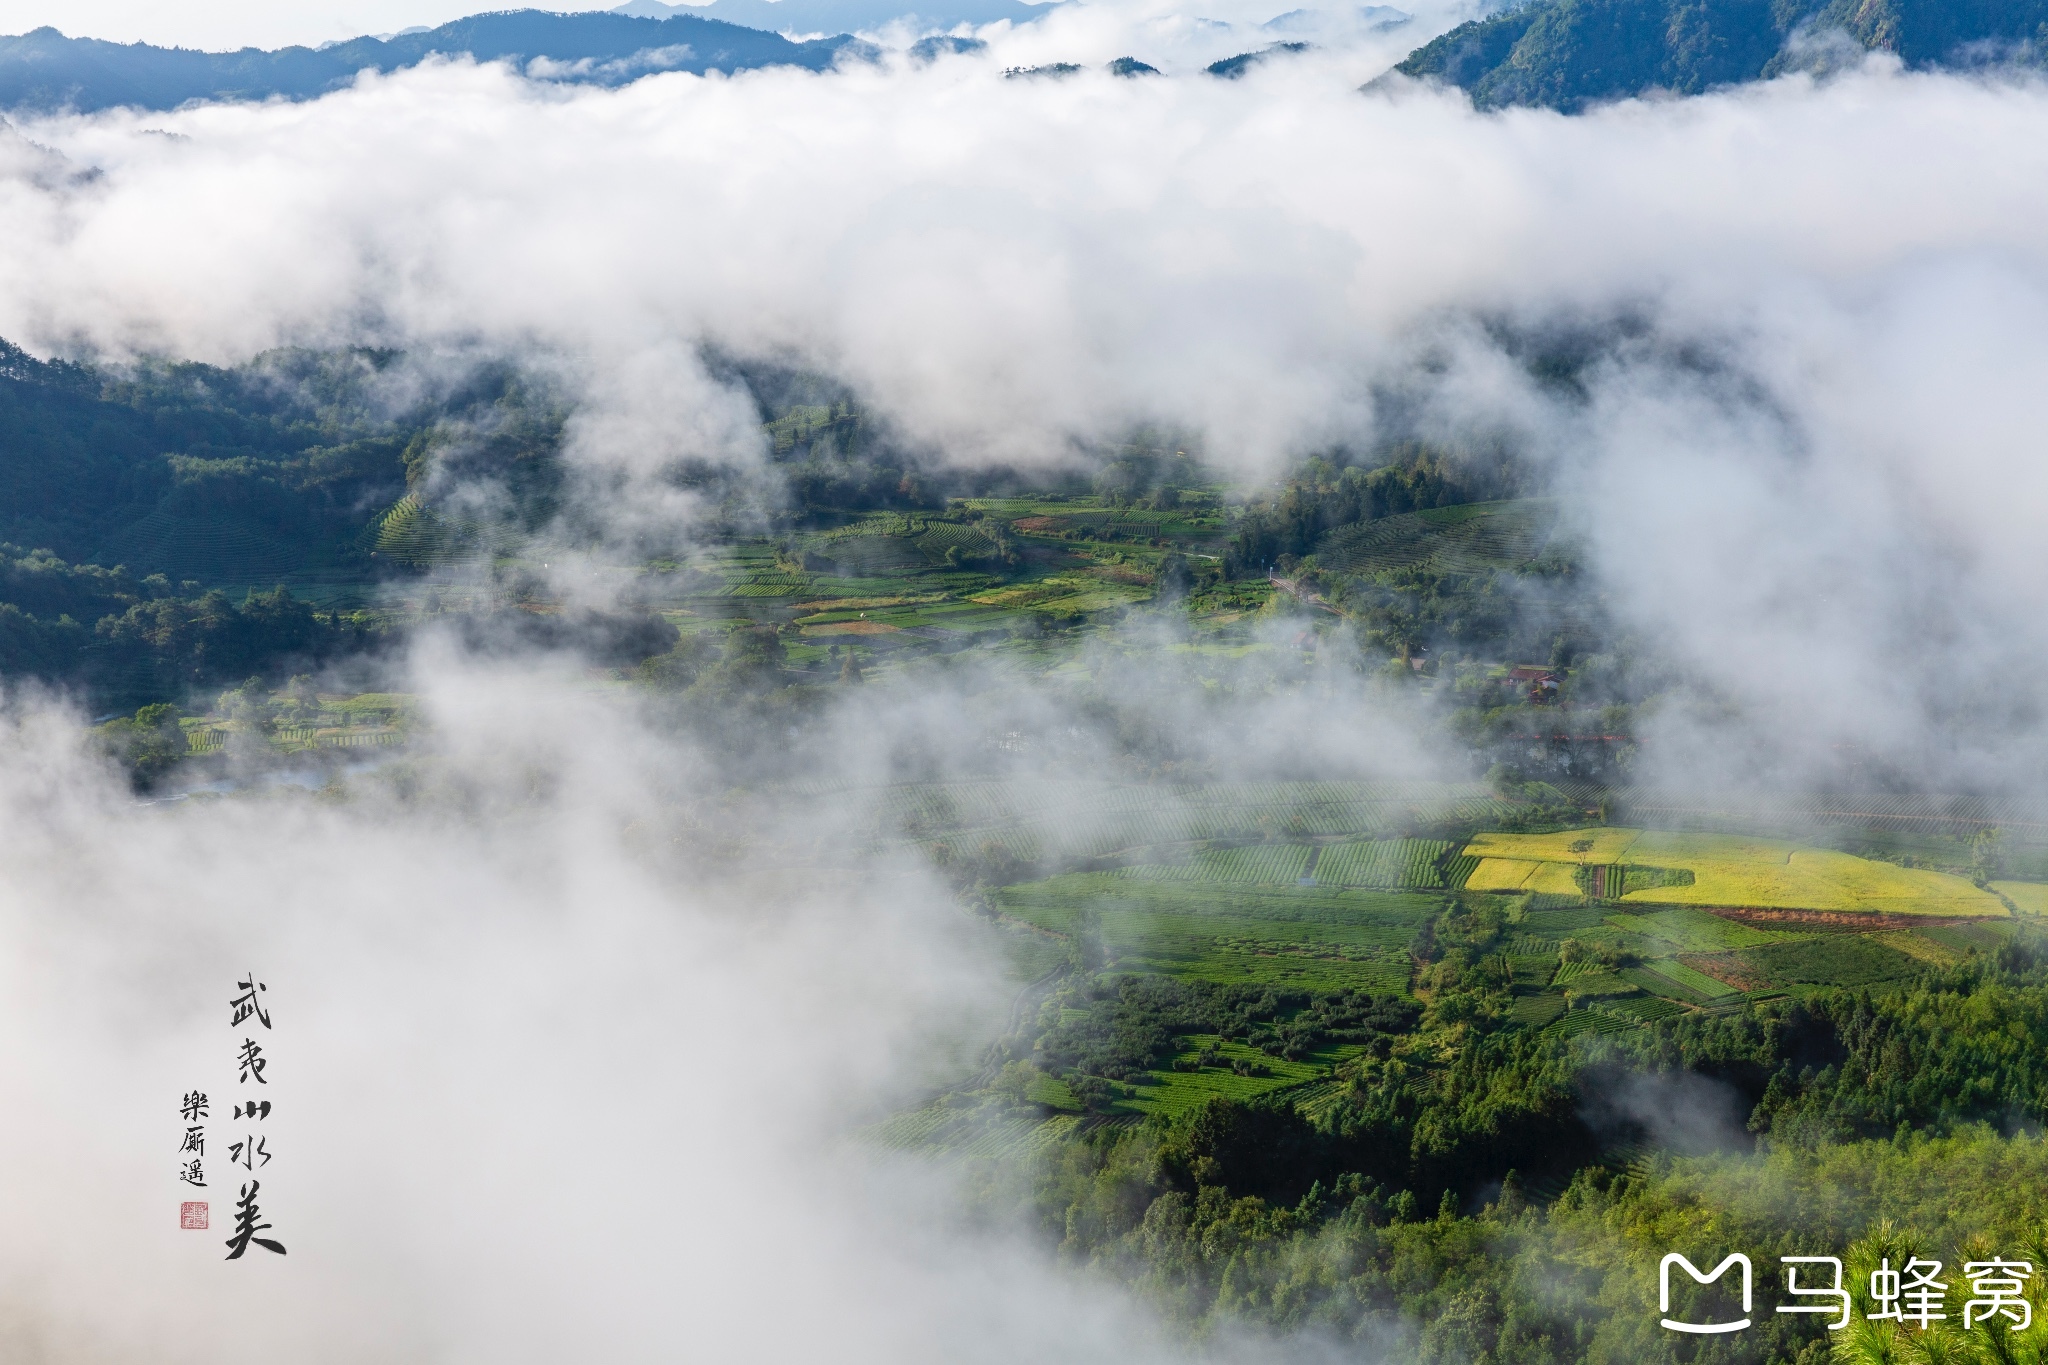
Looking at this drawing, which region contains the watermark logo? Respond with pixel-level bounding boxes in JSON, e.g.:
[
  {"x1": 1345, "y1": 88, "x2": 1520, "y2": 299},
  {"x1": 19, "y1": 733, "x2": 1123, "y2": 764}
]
[
  {"x1": 1778, "y1": 1256, "x2": 1851, "y2": 1330},
  {"x1": 1659, "y1": 1252, "x2": 2036, "y2": 1335},
  {"x1": 1660, "y1": 1253, "x2": 1751, "y2": 1334}
]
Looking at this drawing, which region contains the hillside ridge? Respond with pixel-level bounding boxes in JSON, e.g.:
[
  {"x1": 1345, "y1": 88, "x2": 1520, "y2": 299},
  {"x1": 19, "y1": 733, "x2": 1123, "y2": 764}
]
[
  {"x1": 0, "y1": 8, "x2": 864, "y2": 112},
  {"x1": 1390, "y1": 0, "x2": 2048, "y2": 111}
]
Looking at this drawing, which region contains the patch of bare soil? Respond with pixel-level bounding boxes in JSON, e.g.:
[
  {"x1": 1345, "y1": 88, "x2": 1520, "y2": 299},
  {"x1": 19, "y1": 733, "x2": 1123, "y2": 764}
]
[
  {"x1": 1701, "y1": 906, "x2": 1985, "y2": 932},
  {"x1": 1677, "y1": 951, "x2": 1770, "y2": 992}
]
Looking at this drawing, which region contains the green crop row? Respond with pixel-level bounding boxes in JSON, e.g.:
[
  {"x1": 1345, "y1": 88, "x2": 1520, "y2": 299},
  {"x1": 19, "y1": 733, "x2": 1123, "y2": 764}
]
[
  {"x1": 1642, "y1": 957, "x2": 1743, "y2": 998},
  {"x1": 1603, "y1": 906, "x2": 1782, "y2": 952},
  {"x1": 1314, "y1": 839, "x2": 1452, "y2": 889},
  {"x1": 1602, "y1": 996, "x2": 1688, "y2": 1022},
  {"x1": 1443, "y1": 854, "x2": 1481, "y2": 889},
  {"x1": 1617, "y1": 965, "x2": 1710, "y2": 1006},
  {"x1": 1507, "y1": 994, "x2": 1566, "y2": 1027},
  {"x1": 1121, "y1": 844, "x2": 1314, "y2": 884},
  {"x1": 1545, "y1": 1008, "x2": 1638, "y2": 1039},
  {"x1": 1740, "y1": 936, "x2": 1922, "y2": 988}
]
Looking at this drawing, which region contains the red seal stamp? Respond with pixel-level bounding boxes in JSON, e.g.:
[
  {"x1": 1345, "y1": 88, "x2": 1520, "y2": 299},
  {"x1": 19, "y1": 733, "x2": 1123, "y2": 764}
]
[{"x1": 180, "y1": 1201, "x2": 209, "y2": 1230}]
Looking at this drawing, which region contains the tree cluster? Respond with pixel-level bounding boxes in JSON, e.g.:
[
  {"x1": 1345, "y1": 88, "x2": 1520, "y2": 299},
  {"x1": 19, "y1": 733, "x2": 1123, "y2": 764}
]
[{"x1": 1224, "y1": 445, "x2": 1518, "y2": 577}]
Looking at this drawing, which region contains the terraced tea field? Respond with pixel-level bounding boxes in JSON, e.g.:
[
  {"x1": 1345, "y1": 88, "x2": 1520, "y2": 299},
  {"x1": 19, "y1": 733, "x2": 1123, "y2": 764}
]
[
  {"x1": 1313, "y1": 499, "x2": 1563, "y2": 576},
  {"x1": 630, "y1": 490, "x2": 1267, "y2": 675},
  {"x1": 1600, "y1": 906, "x2": 1782, "y2": 952},
  {"x1": 1118, "y1": 1037, "x2": 1366, "y2": 1116},
  {"x1": 1312, "y1": 838, "x2": 1454, "y2": 888},
  {"x1": 888, "y1": 789, "x2": 2047, "y2": 1160},
  {"x1": 997, "y1": 873, "x2": 1430, "y2": 992},
  {"x1": 843, "y1": 778, "x2": 1512, "y2": 866},
  {"x1": 1121, "y1": 844, "x2": 1312, "y2": 883}
]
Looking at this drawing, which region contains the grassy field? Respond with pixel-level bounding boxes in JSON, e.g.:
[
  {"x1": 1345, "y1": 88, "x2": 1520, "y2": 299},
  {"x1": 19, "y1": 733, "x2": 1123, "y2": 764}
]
[
  {"x1": 1458, "y1": 827, "x2": 2007, "y2": 917},
  {"x1": 1113, "y1": 1037, "x2": 1365, "y2": 1117},
  {"x1": 1995, "y1": 881, "x2": 2048, "y2": 915},
  {"x1": 1601, "y1": 906, "x2": 1784, "y2": 952}
]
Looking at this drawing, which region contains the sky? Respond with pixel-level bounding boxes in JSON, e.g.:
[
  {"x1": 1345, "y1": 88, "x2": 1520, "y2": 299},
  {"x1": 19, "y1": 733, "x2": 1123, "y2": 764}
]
[
  {"x1": 0, "y1": 0, "x2": 1407, "y2": 57},
  {"x1": 0, "y1": 1, "x2": 621, "y2": 49}
]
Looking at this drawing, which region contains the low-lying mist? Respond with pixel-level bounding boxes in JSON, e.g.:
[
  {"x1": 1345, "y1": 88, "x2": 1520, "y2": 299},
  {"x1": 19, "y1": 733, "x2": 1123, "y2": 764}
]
[
  {"x1": 0, "y1": 665, "x2": 1238, "y2": 1364},
  {"x1": 4, "y1": 51, "x2": 2047, "y2": 788}
]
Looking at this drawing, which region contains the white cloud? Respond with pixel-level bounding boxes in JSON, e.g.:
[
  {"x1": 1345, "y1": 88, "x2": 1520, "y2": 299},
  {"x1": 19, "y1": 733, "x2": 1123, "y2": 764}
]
[
  {"x1": 0, "y1": 2, "x2": 613, "y2": 50},
  {"x1": 7, "y1": 56, "x2": 2048, "y2": 787},
  {"x1": 7, "y1": 42, "x2": 2048, "y2": 1359}
]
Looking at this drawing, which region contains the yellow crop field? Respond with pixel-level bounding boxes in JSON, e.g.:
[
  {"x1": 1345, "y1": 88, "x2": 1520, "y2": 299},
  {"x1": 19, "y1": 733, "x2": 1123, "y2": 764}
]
[
  {"x1": 1465, "y1": 858, "x2": 1538, "y2": 891},
  {"x1": 1464, "y1": 829, "x2": 1641, "y2": 862},
  {"x1": 1871, "y1": 930, "x2": 1963, "y2": 967},
  {"x1": 1636, "y1": 847, "x2": 2003, "y2": 916},
  {"x1": 1456, "y1": 827, "x2": 2007, "y2": 917},
  {"x1": 1994, "y1": 882, "x2": 2048, "y2": 915},
  {"x1": 1624, "y1": 831, "x2": 1797, "y2": 866},
  {"x1": 1527, "y1": 862, "x2": 1584, "y2": 895}
]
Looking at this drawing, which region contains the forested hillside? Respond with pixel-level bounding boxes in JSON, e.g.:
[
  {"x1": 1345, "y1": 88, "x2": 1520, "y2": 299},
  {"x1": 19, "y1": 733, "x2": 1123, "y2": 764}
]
[
  {"x1": 1392, "y1": 0, "x2": 2048, "y2": 111},
  {"x1": 0, "y1": 339, "x2": 414, "y2": 576},
  {"x1": 0, "y1": 339, "x2": 572, "y2": 707}
]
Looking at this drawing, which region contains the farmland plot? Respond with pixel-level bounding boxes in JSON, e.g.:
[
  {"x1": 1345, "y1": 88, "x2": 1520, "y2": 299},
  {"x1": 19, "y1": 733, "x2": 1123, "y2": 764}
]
[
  {"x1": 1309, "y1": 839, "x2": 1451, "y2": 888},
  {"x1": 1994, "y1": 882, "x2": 2048, "y2": 915},
  {"x1": 1602, "y1": 907, "x2": 1783, "y2": 952},
  {"x1": 1460, "y1": 827, "x2": 2007, "y2": 917},
  {"x1": 1467, "y1": 828, "x2": 1642, "y2": 863},
  {"x1": 1739, "y1": 935, "x2": 1922, "y2": 988},
  {"x1": 1466, "y1": 858, "x2": 1540, "y2": 892},
  {"x1": 1640, "y1": 957, "x2": 1743, "y2": 999},
  {"x1": 1118, "y1": 845, "x2": 1311, "y2": 883},
  {"x1": 1120, "y1": 1037, "x2": 1364, "y2": 1116}
]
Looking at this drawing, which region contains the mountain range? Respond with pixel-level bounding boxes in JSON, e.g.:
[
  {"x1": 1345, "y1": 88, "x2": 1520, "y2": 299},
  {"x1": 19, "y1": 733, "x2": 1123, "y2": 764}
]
[
  {"x1": 611, "y1": 0, "x2": 1056, "y2": 34},
  {"x1": 0, "y1": 9, "x2": 865, "y2": 113},
  {"x1": 3, "y1": 0, "x2": 2041, "y2": 119},
  {"x1": 1394, "y1": 0, "x2": 2048, "y2": 110}
]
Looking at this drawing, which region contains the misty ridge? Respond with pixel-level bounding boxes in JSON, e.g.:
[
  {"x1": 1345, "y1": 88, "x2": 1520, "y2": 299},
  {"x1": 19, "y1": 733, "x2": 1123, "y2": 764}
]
[
  {"x1": 3, "y1": 11, "x2": 2048, "y2": 1365},
  {"x1": 5, "y1": 0, "x2": 2044, "y2": 112}
]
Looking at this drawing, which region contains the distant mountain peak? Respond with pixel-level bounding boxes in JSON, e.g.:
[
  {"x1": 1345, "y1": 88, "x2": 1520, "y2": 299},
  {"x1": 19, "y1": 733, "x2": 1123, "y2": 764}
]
[
  {"x1": 612, "y1": 0, "x2": 1060, "y2": 36},
  {"x1": 1390, "y1": 0, "x2": 2048, "y2": 111},
  {"x1": 0, "y1": 9, "x2": 869, "y2": 113}
]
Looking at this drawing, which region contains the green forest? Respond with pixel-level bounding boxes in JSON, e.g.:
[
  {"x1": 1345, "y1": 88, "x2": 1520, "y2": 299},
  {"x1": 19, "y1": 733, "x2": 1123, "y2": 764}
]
[{"x1": 884, "y1": 805, "x2": 2048, "y2": 1363}]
